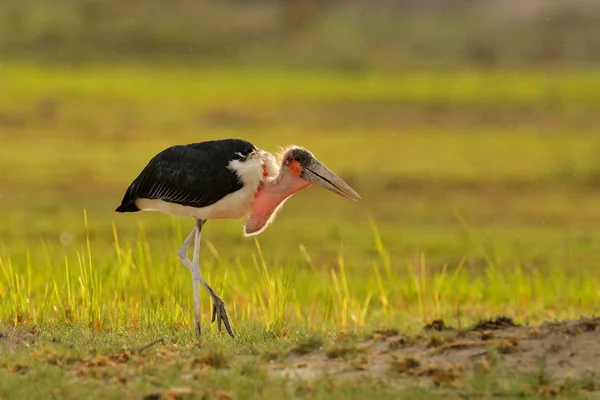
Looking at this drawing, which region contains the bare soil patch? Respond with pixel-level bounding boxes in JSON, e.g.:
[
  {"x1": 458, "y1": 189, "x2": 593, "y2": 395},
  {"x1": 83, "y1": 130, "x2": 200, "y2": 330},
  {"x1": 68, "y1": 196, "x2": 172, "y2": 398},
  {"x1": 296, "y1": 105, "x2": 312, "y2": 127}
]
[
  {"x1": 0, "y1": 325, "x2": 38, "y2": 351},
  {"x1": 269, "y1": 317, "x2": 600, "y2": 391}
]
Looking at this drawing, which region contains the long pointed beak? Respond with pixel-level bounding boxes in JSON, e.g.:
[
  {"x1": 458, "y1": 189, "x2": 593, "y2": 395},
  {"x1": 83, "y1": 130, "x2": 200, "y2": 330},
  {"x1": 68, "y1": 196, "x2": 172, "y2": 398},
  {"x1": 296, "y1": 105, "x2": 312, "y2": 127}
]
[{"x1": 300, "y1": 158, "x2": 361, "y2": 202}]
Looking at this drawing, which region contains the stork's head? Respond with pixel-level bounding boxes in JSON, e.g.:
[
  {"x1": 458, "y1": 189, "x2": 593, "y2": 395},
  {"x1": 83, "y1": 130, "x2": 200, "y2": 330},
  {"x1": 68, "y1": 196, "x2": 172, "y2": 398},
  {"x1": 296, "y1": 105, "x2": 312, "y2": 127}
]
[
  {"x1": 280, "y1": 146, "x2": 361, "y2": 202},
  {"x1": 244, "y1": 146, "x2": 360, "y2": 236}
]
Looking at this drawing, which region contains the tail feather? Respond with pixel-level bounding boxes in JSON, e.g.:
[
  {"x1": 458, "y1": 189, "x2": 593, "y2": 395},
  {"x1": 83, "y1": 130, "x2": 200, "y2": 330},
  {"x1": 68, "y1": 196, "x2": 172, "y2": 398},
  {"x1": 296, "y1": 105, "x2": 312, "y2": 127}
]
[{"x1": 115, "y1": 200, "x2": 140, "y2": 213}]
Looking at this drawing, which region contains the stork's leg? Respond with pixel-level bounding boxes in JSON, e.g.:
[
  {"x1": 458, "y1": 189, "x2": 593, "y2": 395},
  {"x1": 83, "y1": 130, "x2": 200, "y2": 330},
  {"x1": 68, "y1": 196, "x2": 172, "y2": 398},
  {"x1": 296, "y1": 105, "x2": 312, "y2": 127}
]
[
  {"x1": 177, "y1": 220, "x2": 235, "y2": 339},
  {"x1": 177, "y1": 225, "x2": 202, "y2": 339},
  {"x1": 191, "y1": 220, "x2": 235, "y2": 338}
]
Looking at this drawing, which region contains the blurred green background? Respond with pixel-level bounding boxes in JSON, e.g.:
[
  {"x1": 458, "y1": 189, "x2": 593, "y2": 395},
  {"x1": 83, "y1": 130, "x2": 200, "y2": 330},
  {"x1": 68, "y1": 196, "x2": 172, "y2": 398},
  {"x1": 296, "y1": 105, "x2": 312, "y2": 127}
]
[
  {"x1": 2, "y1": 0, "x2": 600, "y2": 69},
  {"x1": 1, "y1": 0, "x2": 600, "y2": 325}
]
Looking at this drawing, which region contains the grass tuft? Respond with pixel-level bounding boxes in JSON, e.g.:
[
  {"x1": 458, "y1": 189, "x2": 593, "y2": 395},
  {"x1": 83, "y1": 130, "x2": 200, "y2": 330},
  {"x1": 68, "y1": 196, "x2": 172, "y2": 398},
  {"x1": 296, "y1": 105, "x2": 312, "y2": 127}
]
[
  {"x1": 290, "y1": 336, "x2": 324, "y2": 356},
  {"x1": 389, "y1": 355, "x2": 421, "y2": 374},
  {"x1": 193, "y1": 345, "x2": 229, "y2": 369}
]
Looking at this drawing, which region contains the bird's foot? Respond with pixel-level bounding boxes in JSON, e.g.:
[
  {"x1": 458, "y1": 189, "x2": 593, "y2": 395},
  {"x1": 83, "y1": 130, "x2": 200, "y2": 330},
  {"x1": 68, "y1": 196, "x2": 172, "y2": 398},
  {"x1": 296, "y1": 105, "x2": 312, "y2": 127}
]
[{"x1": 211, "y1": 297, "x2": 235, "y2": 338}]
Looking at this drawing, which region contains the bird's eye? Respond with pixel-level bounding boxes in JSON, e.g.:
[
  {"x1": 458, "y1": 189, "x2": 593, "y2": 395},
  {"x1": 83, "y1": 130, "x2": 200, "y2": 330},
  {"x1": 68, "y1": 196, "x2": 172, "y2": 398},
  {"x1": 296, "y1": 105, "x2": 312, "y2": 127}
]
[{"x1": 293, "y1": 153, "x2": 303, "y2": 163}]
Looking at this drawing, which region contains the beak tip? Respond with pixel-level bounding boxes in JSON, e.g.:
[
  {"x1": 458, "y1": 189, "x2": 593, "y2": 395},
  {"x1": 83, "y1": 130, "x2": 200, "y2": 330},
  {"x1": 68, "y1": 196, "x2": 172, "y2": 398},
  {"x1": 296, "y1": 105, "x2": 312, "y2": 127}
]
[{"x1": 349, "y1": 192, "x2": 361, "y2": 202}]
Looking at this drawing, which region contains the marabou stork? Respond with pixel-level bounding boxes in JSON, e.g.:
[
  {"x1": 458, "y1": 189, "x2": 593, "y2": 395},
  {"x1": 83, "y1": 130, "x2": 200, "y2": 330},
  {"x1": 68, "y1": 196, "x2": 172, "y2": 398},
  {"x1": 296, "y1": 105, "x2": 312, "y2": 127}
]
[{"x1": 115, "y1": 138, "x2": 360, "y2": 339}]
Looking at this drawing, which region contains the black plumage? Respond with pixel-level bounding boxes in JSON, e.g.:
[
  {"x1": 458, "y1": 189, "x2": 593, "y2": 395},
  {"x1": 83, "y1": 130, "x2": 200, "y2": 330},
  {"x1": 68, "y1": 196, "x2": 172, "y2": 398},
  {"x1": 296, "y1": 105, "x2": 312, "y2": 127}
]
[{"x1": 116, "y1": 138, "x2": 257, "y2": 213}]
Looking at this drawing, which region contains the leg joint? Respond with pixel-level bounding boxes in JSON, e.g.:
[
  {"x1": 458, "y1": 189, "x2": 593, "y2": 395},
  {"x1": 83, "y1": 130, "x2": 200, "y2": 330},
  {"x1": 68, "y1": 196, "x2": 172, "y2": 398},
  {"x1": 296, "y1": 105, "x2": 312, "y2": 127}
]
[
  {"x1": 191, "y1": 270, "x2": 202, "y2": 282},
  {"x1": 177, "y1": 247, "x2": 188, "y2": 261}
]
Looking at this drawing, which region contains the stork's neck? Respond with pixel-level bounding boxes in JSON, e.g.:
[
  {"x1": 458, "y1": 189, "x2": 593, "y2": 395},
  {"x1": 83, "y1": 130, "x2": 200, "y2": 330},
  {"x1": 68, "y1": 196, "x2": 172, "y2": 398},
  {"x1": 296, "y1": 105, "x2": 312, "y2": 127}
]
[{"x1": 244, "y1": 165, "x2": 311, "y2": 236}]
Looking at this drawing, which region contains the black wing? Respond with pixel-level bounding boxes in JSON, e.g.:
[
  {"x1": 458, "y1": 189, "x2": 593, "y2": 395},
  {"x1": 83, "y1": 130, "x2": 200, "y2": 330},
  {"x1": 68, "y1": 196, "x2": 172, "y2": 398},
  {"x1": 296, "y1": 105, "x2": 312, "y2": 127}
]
[{"x1": 116, "y1": 138, "x2": 257, "y2": 212}]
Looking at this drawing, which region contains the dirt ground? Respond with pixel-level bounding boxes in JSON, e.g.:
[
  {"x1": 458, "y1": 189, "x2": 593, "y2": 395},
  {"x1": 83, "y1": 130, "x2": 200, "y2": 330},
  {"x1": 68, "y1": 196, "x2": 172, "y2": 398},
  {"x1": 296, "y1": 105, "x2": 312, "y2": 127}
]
[
  {"x1": 270, "y1": 317, "x2": 600, "y2": 393},
  {"x1": 4, "y1": 317, "x2": 600, "y2": 397}
]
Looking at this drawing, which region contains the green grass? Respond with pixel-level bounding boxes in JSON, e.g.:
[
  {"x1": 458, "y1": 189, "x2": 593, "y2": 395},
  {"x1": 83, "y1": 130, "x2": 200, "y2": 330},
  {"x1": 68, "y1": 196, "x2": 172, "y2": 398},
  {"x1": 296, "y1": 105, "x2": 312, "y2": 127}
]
[{"x1": 1, "y1": 64, "x2": 600, "y2": 398}]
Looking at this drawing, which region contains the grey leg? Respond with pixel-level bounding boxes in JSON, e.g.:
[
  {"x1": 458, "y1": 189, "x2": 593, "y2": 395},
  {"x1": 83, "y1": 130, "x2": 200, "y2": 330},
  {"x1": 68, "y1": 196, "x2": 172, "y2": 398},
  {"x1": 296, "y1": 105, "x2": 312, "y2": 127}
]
[
  {"x1": 176, "y1": 224, "x2": 202, "y2": 338},
  {"x1": 177, "y1": 220, "x2": 235, "y2": 339},
  {"x1": 190, "y1": 221, "x2": 203, "y2": 340},
  {"x1": 177, "y1": 227, "x2": 197, "y2": 273}
]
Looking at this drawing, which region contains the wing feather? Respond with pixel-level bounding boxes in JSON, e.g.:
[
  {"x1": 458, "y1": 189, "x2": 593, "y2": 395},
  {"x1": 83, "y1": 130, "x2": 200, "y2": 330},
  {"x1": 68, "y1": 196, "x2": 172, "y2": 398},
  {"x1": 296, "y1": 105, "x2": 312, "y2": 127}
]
[{"x1": 116, "y1": 139, "x2": 257, "y2": 212}]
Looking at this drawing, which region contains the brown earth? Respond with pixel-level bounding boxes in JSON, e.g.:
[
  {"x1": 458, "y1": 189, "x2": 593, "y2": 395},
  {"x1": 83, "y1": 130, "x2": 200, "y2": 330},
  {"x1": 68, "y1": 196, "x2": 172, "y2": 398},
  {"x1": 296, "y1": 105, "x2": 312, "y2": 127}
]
[
  {"x1": 4, "y1": 317, "x2": 600, "y2": 397},
  {"x1": 269, "y1": 317, "x2": 600, "y2": 392}
]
